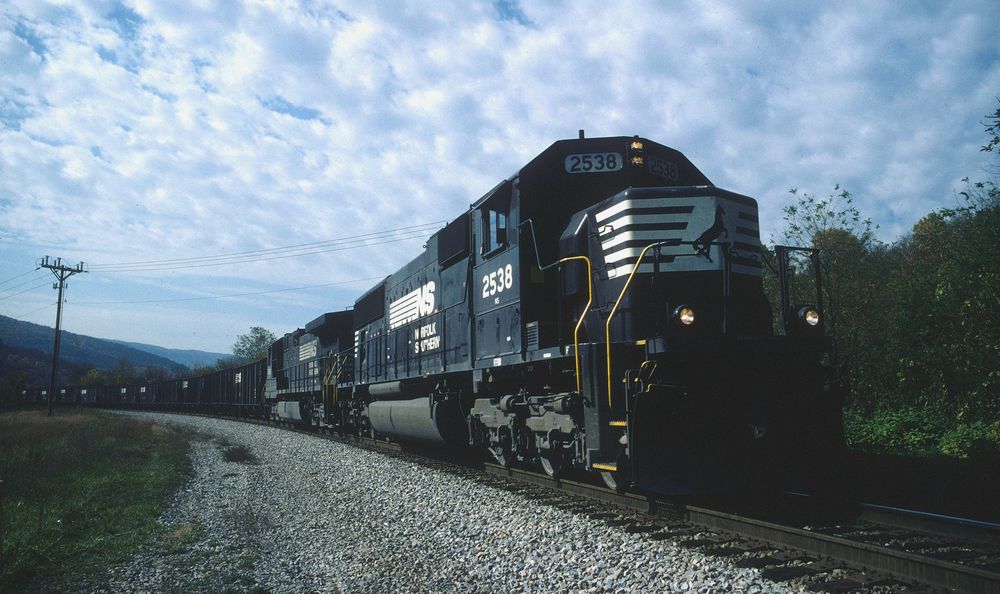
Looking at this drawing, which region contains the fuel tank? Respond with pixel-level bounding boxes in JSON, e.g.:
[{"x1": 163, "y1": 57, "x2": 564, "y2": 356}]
[
  {"x1": 367, "y1": 396, "x2": 467, "y2": 445},
  {"x1": 273, "y1": 401, "x2": 305, "y2": 422}
]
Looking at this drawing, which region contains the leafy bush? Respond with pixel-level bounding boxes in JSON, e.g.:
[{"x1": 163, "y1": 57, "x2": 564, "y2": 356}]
[
  {"x1": 938, "y1": 421, "x2": 998, "y2": 459},
  {"x1": 845, "y1": 405, "x2": 943, "y2": 455},
  {"x1": 845, "y1": 404, "x2": 1000, "y2": 458}
]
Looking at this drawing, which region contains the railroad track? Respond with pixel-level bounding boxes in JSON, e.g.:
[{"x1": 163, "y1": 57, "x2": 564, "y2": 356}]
[
  {"x1": 483, "y1": 463, "x2": 1000, "y2": 593},
  {"x1": 112, "y1": 408, "x2": 1000, "y2": 593},
  {"x1": 307, "y1": 420, "x2": 1000, "y2": 593}
]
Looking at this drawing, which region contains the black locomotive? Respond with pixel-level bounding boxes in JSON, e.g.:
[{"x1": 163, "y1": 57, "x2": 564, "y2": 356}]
[{"x1": 29, "y1": 133, "x2": 845, "y2": 494}]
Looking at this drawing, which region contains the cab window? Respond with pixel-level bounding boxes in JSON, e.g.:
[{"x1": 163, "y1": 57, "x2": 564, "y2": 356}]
[{"x1": 482, "y1": 203, "x2": 508, "y2": 254}]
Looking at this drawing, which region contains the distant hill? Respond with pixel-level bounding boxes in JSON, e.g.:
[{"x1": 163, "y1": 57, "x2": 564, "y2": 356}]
[
  {"x1": 0, "y1": 315, "x2": 187, "y2": 385},
  {"x1": 108, "y1": 339, "x2": 231, "y2": 369},
  {"x1": 0, "y1": 340, "x2": 85, "y2": 386}
]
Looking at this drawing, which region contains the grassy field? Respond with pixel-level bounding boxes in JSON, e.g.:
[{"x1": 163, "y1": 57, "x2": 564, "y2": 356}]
[{"x1": 0, "y1": 408, "x2": 191, "y2": 591}]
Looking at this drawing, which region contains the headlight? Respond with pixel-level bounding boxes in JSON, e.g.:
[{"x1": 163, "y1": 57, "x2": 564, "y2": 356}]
[
  {"x1": 629, "y1": 136, "x2": 645, "y2": 167},
  {"x1": 674, "y1": 305, "x2": 696, "y2": 326},
  {"x1": 798, "y1": 306, "x2": 820, "y2": 327}
]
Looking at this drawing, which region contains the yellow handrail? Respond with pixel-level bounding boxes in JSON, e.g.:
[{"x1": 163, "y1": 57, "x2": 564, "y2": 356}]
[
  {"x1": 323, "y1": 357, "x2": 339, "y2": 386},
  {"x1": 604, "y1": 243, "x2": 659, "y2": 408},
  {"x1": 322, "y1": 356, "x2": 335, "y2": 404},
  {"x1": 323, "y1": 354, "x2": 347, "y2": 404},
  {"x1": 557, "y1": 256, "x2": 592, "y2": 395}
]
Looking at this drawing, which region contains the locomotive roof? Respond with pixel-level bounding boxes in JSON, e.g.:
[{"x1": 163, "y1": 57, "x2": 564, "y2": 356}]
[
  {"x1": 305, "y1": 310, "x2": 353, "y2": 334},
  {"x1": 471, "y1": 134, "x2": 713, "y2": 210}
]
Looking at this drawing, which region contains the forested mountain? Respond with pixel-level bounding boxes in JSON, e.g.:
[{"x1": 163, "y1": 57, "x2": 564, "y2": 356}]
[
  {"x1": 108, "y1": 339, "x2": 230, "y2": 369},
  {"x1": 0, "y1": 315, "x2": 186, "y2": 385}
]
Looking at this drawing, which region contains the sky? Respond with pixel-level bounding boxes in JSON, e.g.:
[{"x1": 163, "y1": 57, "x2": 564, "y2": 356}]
[{"x1": 1, "y1": 0, "x2": 999, "y2": 354}]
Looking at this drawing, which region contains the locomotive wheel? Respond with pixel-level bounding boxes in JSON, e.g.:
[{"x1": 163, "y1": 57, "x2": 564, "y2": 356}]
[
  {"x1": 600, "y1": 470, "x2": 627, "y2": 493},
  {"x1": 540, "y1": 451, "x2": 566, "y2": 479},
  {"x1": 489, "y1": 445, "x2": 511, "y2": 467}
]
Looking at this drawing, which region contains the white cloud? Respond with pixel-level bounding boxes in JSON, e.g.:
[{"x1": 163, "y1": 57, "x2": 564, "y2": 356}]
[{"x1": 1, "y1": 0, "x2": 998, "y2": 350}]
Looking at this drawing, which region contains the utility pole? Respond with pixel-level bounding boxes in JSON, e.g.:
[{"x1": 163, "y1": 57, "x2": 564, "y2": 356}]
[{"x1": 39, "y1": 256, "x2": 86, "y2": 417}]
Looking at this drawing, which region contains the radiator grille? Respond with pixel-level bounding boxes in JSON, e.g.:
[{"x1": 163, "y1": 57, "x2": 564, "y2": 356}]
[{"x1": 525, "y1": 321, "x2": 539, "y2": 351}]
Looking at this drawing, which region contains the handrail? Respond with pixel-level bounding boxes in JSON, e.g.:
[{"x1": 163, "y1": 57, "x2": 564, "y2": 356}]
[
  {"x1": 603, "y1": 239, "x2": 729, "y2": 408},
  {"x1": 557, "y1": 256, "x2": 592, "y2": 395},
  {"x1": 322, "y1": 355, "x2": 339, "y2": 386},
  {"x1": 519, "y1": 217, "x2": 594, "y2": 396},
  {"x1": 324, "y1": 353, "x2": 349, "y2": 405},
  {"x1": 604, "y1": 243, "x2": 662, "y2": 407}
]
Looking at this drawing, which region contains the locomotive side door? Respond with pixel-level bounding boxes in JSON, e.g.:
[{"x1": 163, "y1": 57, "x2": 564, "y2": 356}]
[{"x1": 472, "y1": 181, "x2": 522, "y2": 365}]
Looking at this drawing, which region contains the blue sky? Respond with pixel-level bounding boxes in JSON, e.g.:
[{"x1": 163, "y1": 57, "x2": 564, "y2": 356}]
[{"x1": 1, "y1": 0, "x2": 999, "y2": 353}]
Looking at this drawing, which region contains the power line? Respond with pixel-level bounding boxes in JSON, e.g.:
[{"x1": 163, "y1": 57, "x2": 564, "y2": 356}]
[
  {"x1": 0, "y1": 271, "x2": 50, "y2": 295},
  {"x1": 0, "y1": 279, "x2": 54, "y2": 301},
  {"x1": 89, "y1": 221, "x2": 445, "y2": 267},
  {"x1": 89, "y1": 230, "x2": 436, "y2": 273},
  {"x1": 88, "y1": 221, "x2": 446, "y2": 272},
  {"x1": 0, "y1": 268, "x2": 40, "y2": 288},
  {"x1": 72, "y1": 275, "x2": 384, "y2": 305},
  {"x1": 5, "y1": 300, "x2": 57, "y2": 320}
]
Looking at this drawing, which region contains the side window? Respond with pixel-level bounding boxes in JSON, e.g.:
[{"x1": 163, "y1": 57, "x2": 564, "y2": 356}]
[{"x1": 481, "y1": 201, "x2": 509, "y2": 254}]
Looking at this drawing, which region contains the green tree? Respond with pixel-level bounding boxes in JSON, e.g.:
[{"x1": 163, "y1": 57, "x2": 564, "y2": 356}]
[
  {"x1": 888, "y1": 188, "x2": 1000, "y2": 420},
  {"x1": 780, "y1": 185, "x2": 878, "y2": 248},
  {"x1": 143, "y1": 366, "x2": 170, "y2": 381},
  {"x1": 79, "y1": 368, "x2": 107, "y2": 385},
  {"x1": 782, "y1": 98, "x2": 1000, "y2": 456},
  {"x1": 107, "y1": 359, "x2": 138, "y2": 384},
  {"x1": 232, "y1": 326, "x2": 276, "y2": 363},
  {"x1": 982, "y1": 96, "x2": 1000, "y2": 159},
  {"x1": 772, "y1": 186, "x2": 886, "y2": 393}
]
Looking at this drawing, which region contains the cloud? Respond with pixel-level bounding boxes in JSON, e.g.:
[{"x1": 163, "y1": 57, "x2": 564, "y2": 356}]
[{"x1": 1, "y1": 0, "x2": 998, "y2": 350}]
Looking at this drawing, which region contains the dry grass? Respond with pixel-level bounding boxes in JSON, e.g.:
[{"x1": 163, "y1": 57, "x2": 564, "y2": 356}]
[{"x1": 167, "y1": 523, "x2": 195, "y2": 541}]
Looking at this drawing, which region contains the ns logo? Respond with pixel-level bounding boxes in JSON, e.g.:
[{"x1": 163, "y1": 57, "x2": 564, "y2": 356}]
[
  {"x1": 417, "y1": 281, "x2": 436, "y2": 317},
  {"x1": 388, "y1": 280, "x2": 437, "y2": 330}
]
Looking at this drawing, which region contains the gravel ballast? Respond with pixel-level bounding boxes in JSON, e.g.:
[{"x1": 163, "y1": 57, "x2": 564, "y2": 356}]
[{"x1": 100, "y1": 412, "x2": 800, "y2": 593}]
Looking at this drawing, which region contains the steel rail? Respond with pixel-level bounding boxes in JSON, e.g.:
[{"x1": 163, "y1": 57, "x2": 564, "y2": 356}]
[
  {"x1": 685, "y1": 505, "x2": 999, "y2": 594},
  {"x1": 484, "y1": 464, "x2": 1000, "y2": 594},
  {"x1": 860, "y1": 503, "x2": 1000, "y2": 545}
]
